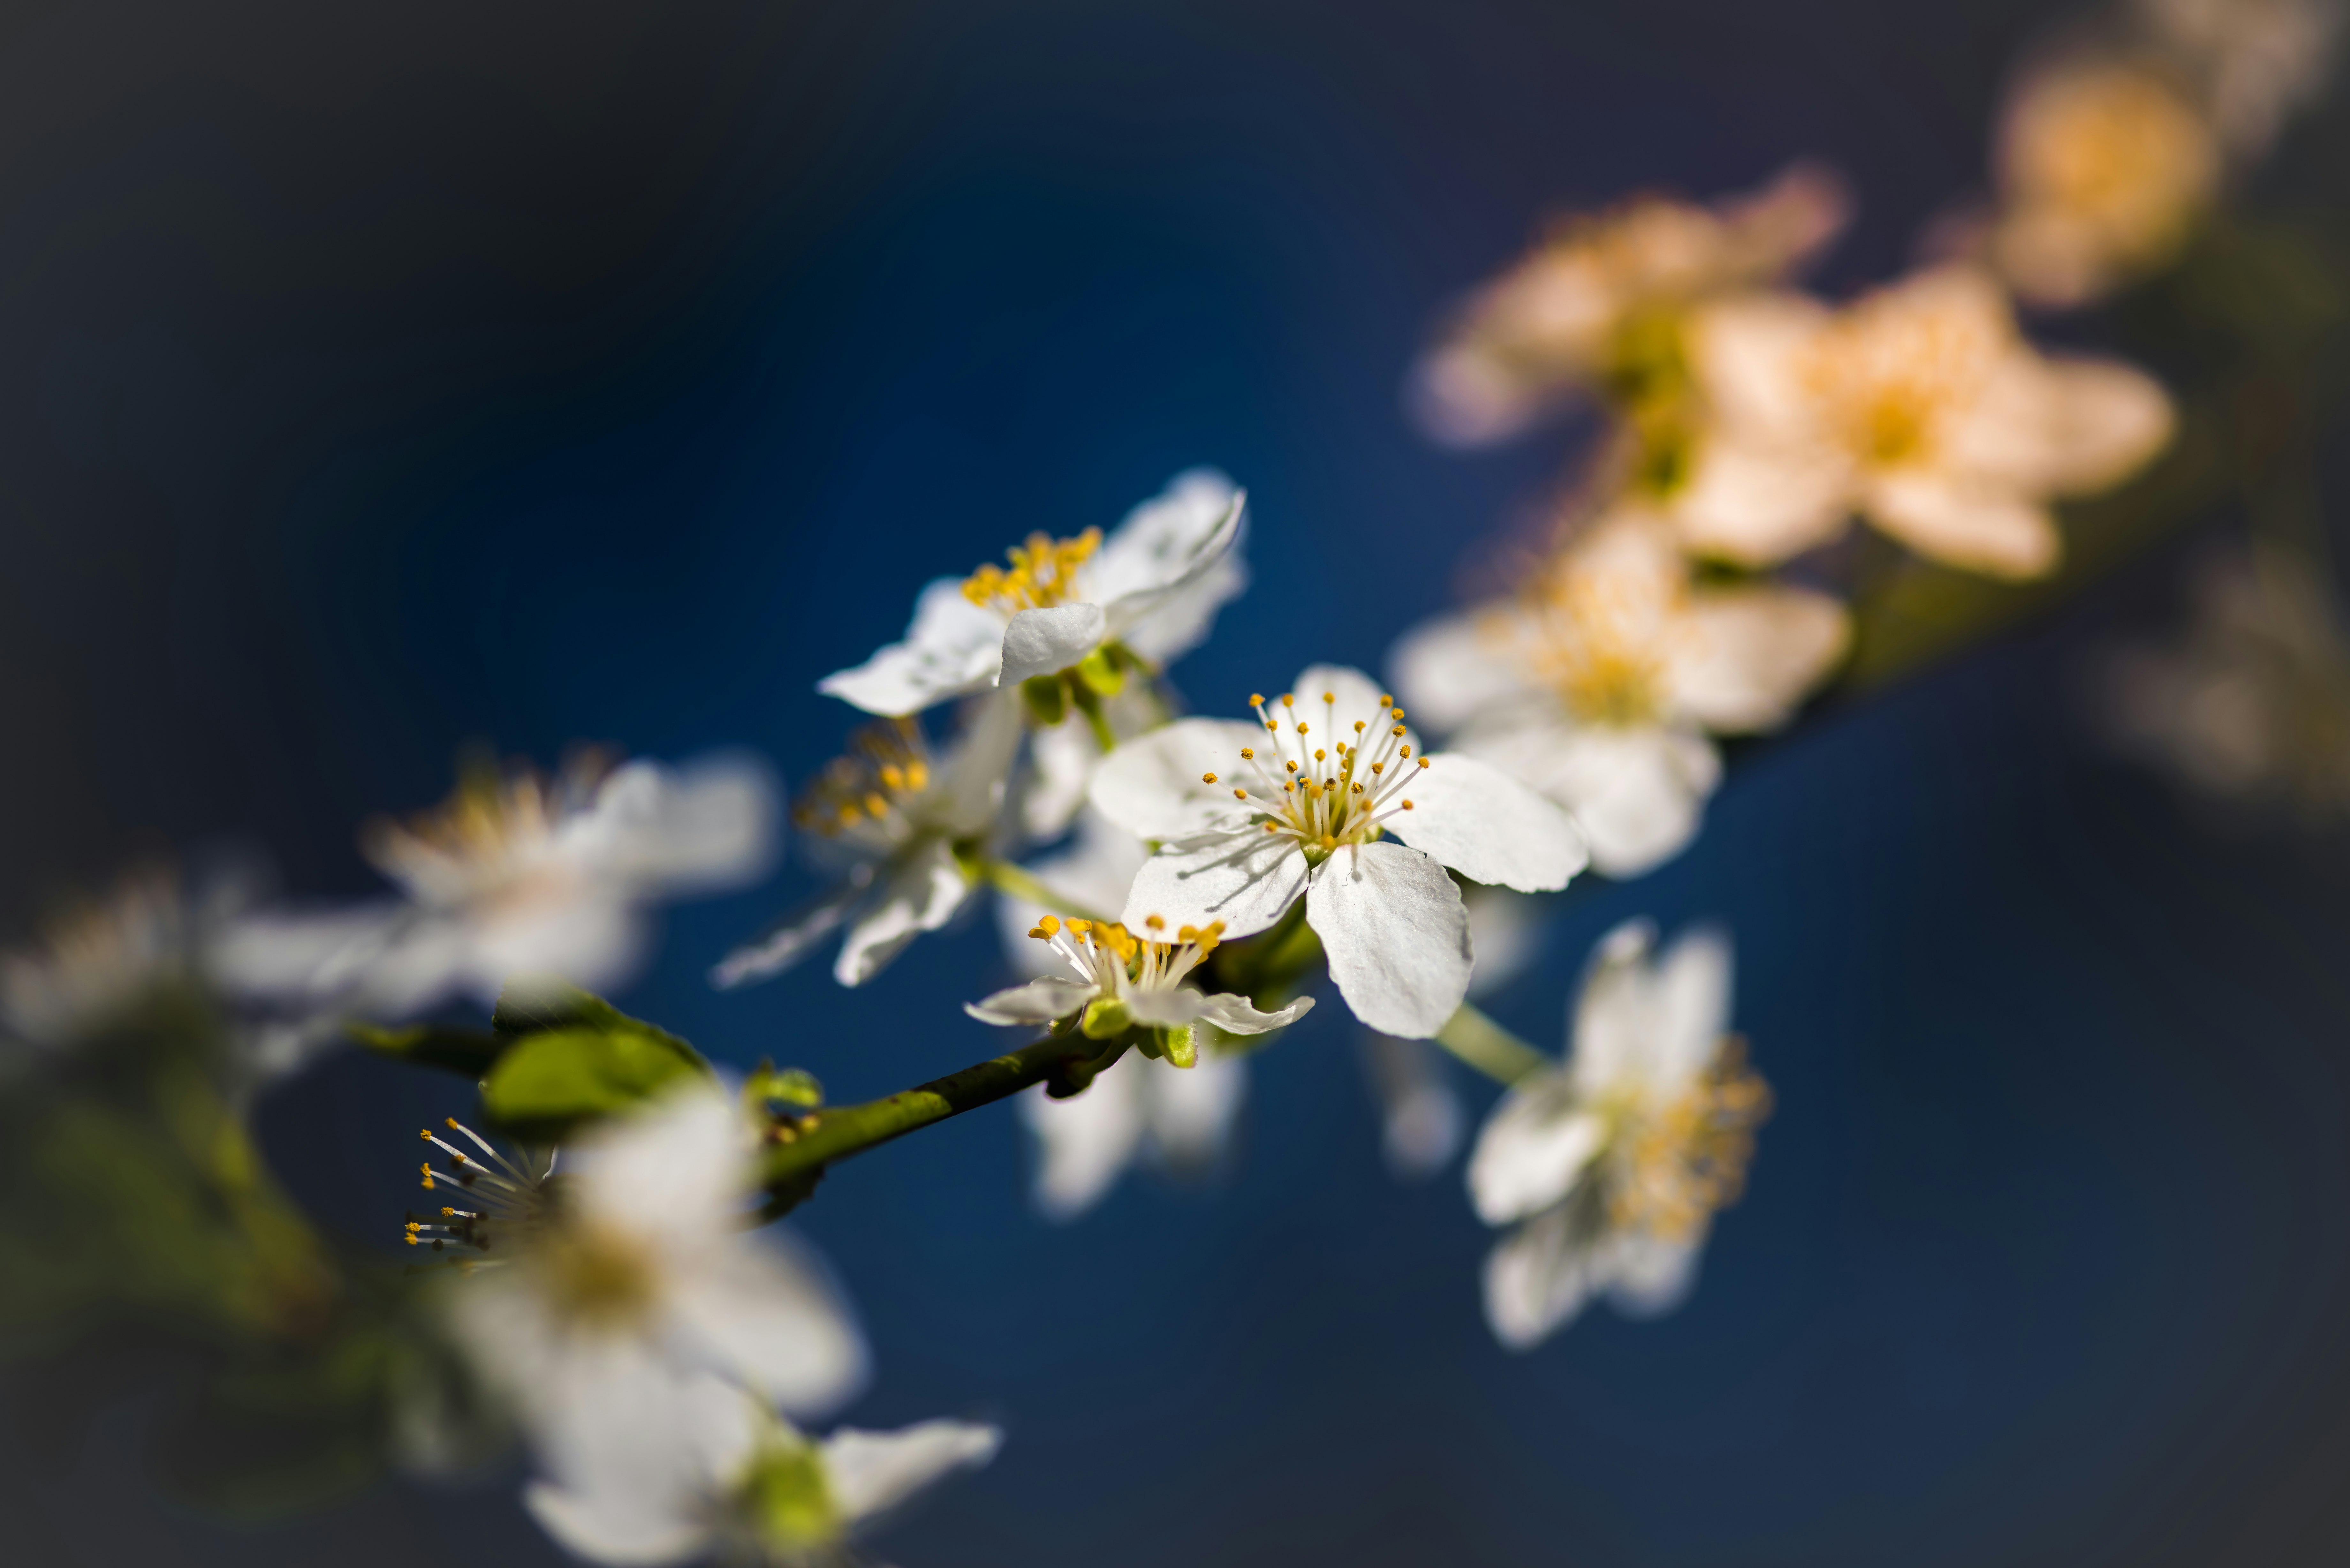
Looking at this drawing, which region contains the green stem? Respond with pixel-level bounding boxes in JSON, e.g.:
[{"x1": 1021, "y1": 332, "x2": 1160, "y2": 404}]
[
  {"x1": 1080, "y1": 698, "x2": 1118, "y2": 753},
  {"x1": 1433, "y1": 1002, "x2": 1550, "y2": 1086},
  {"x1": 758, "y1": 1030, "x2": 1097, "y2": 1199},
  {"x1": 976, "y1": 858, "x2": 1112, "y2": 923}
]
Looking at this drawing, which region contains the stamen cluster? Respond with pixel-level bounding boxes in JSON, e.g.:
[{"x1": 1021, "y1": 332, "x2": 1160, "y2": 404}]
[
  {"x1": 1602, "y1": 1039, "x2": 1771, "y2": 1241},
  {"x1": 1216, "y1": 690, "x2": 1430, "y2": 857},
  {"x1": 1802, "y1": 291, "x2": 2003, "y2": 469},
  {"x1": 1520, "y1": 557, "x2": 1679, "y2": 727},
  {"x1": 363, "y1": 761, "x2": 605, "y2": 900},
  {"x1": 406, "y1": 1116, "x2": 553, "y2": 1260},
  {"x1": 793, "y1": 718, "x2": 933, "y2": 841},
  {"x1": 1024, "y1": 912, "x2": 1226, "y2": 999},
  {"x1": 961, "y1": 528, "x2": 1103, "y2": 614}
]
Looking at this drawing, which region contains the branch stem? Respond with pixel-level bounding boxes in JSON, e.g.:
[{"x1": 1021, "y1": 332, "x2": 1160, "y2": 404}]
[{"x1": 1433, "y1": 1003, "x2": 1550, "y2": 1086}]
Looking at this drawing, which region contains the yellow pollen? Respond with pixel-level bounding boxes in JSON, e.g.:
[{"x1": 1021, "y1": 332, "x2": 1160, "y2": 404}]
[
  {"x1": 1417, "y1": 756, "x2": 1430, "y2": 769},
  {"x1": 1314, "y1": 749, "x2": 1326, "y2": 761},
  {"x1": 1371, "y1": 762, "x2": 1385, "y2": 774},
  {"x1": 1380, "y1": 694, "x2": 1393, "y2": 706},
  {"x1": 1323, "y1": 692, "x2": 1335, "y2": 703},
  {"x1": 1401, "y1": 799, "x2": 1414, "y2": 809},
  {"x1": 960, "y1": 528, "x2": 1102, "y2": 614},
  {"x1": 1281, "y1": 694, "x2": 1294, "y2": 707},
  {"x1": 1249, "y1": 693, "x2": 1264, "y2": 706},
  {"x1": 1145, "y1": 915, "x2": 1165, "y2": 931},
  {"x1": 1297, "y1": 723, "x2": 1309, "y2": 736},
  {"x1": 421, "y1": 1164, "x2": 436, "y2": 1189},
  {"x1": 1233, "y1": 788, "x2": 1248, "y2": 799},
  {"x1": 1202, "y1": 772, "x2": 1218, "y2": 784},
  {"x1": 1037, "y1": 915, "x2": 1060, "y2": 936},
  {"x1": 1067, "y1": 918, "x2": 1092, "y2": 933},
  {"x1": 420, "y1": 1129, "x2": 432, "y2": 1141},
  {"x1": 1353, "y1": 721, "x2": 1366, "y2": 733},
  {"x1": 1240, "y1": 747, "x2": 1255, "y2": 759},
  {"x1": 796, "y1": 717, "x2": 934, "y2": 838}
]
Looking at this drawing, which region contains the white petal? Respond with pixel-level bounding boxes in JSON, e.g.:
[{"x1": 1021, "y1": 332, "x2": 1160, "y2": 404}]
[
  {"x1": 1286, "y1": 663, "x2": 1409, "y2": 752},
  {"x1": 1090, "y1": 472, "x2": 1249, "y2": 657},
  {"x1": 933, "y1": 689, "x2": 1024, "y2": 836},
  {"x1": 818, "y1": 579, "x2": 1007, "y2": 716},
  {"x1": 1460, "y1": 721, "x2": 1718, "y2": 879},
  {"x1": 999, "y1": 603, "x2": 1109, "y2": 686},
  {"x1": 1605, "y1": 1230, "x2": 1705, "y2": 1319},
  {"x1": 1141, "y1": 1047, "x2": 1247, "y2": 1169},
  {"x1": 1384, "y1": 751, "x2": 1587, "y2": 892},
  {"x1": 561, "y1": 758, "x2": 778, "y2": 893},
  {"x1": 1864, "y1": 471, "x2": 2060, "y2": 580},
  {"x1": 1121, "y1": 831, "x2": 1310, "y2": 940},
  {"x1": 1183, "y1": 989, "x2": 1314, "y2": 1035},
  {"x1": 710, "y1": 877, "x2": 869, "y2": 990},
  {"x1": 1670, "y1": 433, "x2": 1854, "y2": 568},
  {"x1": 1018, "y1": 714, "x2": 1105, "y2": 841},
  {"x1": 833, "y1": 840, "x2": 971, "y2": 986},
  {"x1": 1388, "y1": 607, "x2": 1543, "y2": 736},
  {"x1": 1483, "y1": 1208, "x2": 1599, "y2": 1350},
  {"x1": 965, "y1": 977, "x2": 1097, "y2": 1026},
  {"x1": 821, "y1": 1419, "x2": 1003, "y2": 1527},
  {"x1": 1305, "y1": 840, "x2": 1472, "y2": 1039},
  {"x1": 1666, "y1": 587, "x2": 1851, "y2": 733},
  {"x1": 1652, "y1": 925, "x2": 1734, "y2": 1088},
  {"x1": 1021, "y1": 1066, "x2": 1145, "y2": 1220},
  {"x1": 1466, "y1": 1071, "x2": 1602, "y2": 1224},
  {"x1": 1567, "y1": 918, "x2": 1660, "y2": 1089},
  {"x1": 1086, "y1": 718, "x2": 1267, "y2": 840},
  {"x1": 525, "y1": 1478, "x2": 711, "y2": 1567},
  {"x1": 572, "y1": 1082, "x2": 749, "y2": 1248},
  {"x1": 669, "y1": 1232, "x2": 869, "y2": 1418}
]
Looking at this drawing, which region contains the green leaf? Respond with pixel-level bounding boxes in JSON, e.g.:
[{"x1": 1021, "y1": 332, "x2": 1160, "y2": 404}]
[
  {"x1": 480, "y1": 1021, "x2": 711, "y2": 1141},
  {"x1": 490, "y1": 977, "x2": 633, "y2": 1037},
  {"x1": 347, "y1": 1022, "x2": 505, "y2": 1078}
]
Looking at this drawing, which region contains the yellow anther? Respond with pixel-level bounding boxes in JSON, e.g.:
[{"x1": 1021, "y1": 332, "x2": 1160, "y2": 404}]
[
  {"x1": 444, "y1": 1117, "x2": 461, "y2": 1130},
  {"x1": 961, "y1": 528, "x2": 1101, "y2": 613},
  {"x1": 1323, "y1": 691, "x2": 1335, "y2": 703},
  {"x1": 879, "y1": 764, "x2": 905, "y2": 790},
  {"x1": 1233, "y1": 788, "x2": 1248, "y2": 800},
  {"x1": 1067, "y1": 917, "x2": 1092, "y2": 933},
  {"x1": 1297, "y1": 723, "x2": 1310, "y2": 736},
  {"x1": 1146, "y1": 915, "x2": 1166, "y2": 931},
  {"x1": 1178, "y1": 924, "x2": 1198, "y2": 941},
  {"x1": 421, "y1": 1129, "x2": 433, "y2": 1141},
  {"x1": 1281, "y1": 694, "x2": 1294, "y2": 707},
  {"x1": 1402, "y1": 799, "x2": 1415, "y2": 810},
  {"x1": 1240, "y1": 747, "x2": 1255, "y2": 759},
  {"x1": 1249, "y1": 693, "x2": 1265, "y2": 707},
  {"x1": 1037, "y1": 915, "x2": 1061, "y2": 936},
  {"x1": 1400, "y1": 744, "x2": 1413, "y2": 758},
  {"x1": 421, "y1": 1164, "x2": 436, "y2": 1189},
  {"x1": 1263, "y1": 821, "x2": 1281, "y2": 833},
  {"x1": 1353, "y1": 721, "x2": 1366, "y2": 733},
  {"x1": 1380, "y1": 694, "x2": 1393, "y2": 706},
  {"x1": 406, "y1": 1233, "x2": 419, "y2": 1246},
  {"x1": 1202, "y1": 772, "x2": 1218, "y2": 784},
  {"x1": 1314, "y1": 749, "x2": 1326, "y2": 761},
  {"x1": 1266, "y1": 719, "x2": 1280, "y2": 733},
  {"x1": 1371, "y1": 762, "x2": 1385, "y2": 774},
  {"x1": 1417, "y1": 756, "x2": 1430, "y2": 768},
  {"x1": 442, "y1": 1206, "x2": 457, "y2": 1217}
]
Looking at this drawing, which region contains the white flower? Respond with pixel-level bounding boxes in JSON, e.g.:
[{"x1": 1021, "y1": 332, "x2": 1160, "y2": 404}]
[
  {"x1": 1989, "y1": 58, "x2": 2219, "y2": 309},
  {"x1": 1466, "y1": 921, "x2": 1769, "y2": 1350},
  {"x1": 434, "y1": 1083, "x2": 868, "y2": 1486},
  {"x1": 1, "y1": 868, "x2": 198, "y2": 1058},
  {"x1": 523, "y1": 1369, "x2": 1001, "y2": 1567},
  {"x1": 2140, "y1": 0, "x2": 2342, "y2": 157},
  {"x1": 1087, "y1": 664, "x2": 1586, "y2": 1038},
  {"x1": 1391, "y1": 511, "x2": 1847, "y2": 876},
  {"x1": 1675, "y1": 266, "x2": 2174, "y2": 579},
  {"x1": 1412, "y1": 164, "x2": 1849, "y2": 448},
  {"x1": 216, "y1": 754, "x2": 775, "y2": 1020},
  {"x1": 713, "y1": 694, "x2": 1021, "y2": 989},
  {"x1": 817, "y1": 471, "x2": 1248, "y2": 718},
  {"x1": 967, "y1": 914, "x2": 1312, "y2": 1045}
]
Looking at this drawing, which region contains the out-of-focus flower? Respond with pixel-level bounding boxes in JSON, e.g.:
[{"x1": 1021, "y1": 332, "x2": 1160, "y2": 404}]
[
  {"x1": 218, "y1": 754, "x2": 775, "y2": 1020},
  {"x1": 1089, "y1": 666, "x2": 1587, "y2": 1038},
  {"x1": 1, "y1": 868, "x2": 198, "y2": 1060},
  {"x1": 1413, "y1": 164, "x2": 1850, "y2": 447},
  {"x1": 1466, "y1": 921, "x2": 1768, "y2": 1350},
  {"x1": 817, "y1": 471, "x2": 1247, "y2": 718},
  {"x1": 990, "y1": 811, "x2": 1254, "y2": 1217},
  {"x1": 524, "y1": 1369, "x2": 1000, "y2": 1568},
  {"x1": 2140, "y1": 0, "x2": 2342, "y2": 157},
  {"x1": 966, "y1": 915, "x2": 1312, "y2": 1047},
  {"x1": 714, "y1": 695, "x2": 1020, "y2": 989},
  {"x1": 1392, "y1": 511, "x2": 1847, "y2": 876},
  {"x1": 2103, "y1": 541, "x2": 2350, "y2": 818},
  {"x1": 1676, "y1": 266, "x2": 2174, "y2": 578},
  {"x1": 1015, "y1": 681, "x2": 1166, "y2": 843},
  {"x1": 1989, "y1": 58, "x2": 2219, "y2": 309},
  {"x1": 435, "y1": 1083, "x2": 867, "y2": 1486}
]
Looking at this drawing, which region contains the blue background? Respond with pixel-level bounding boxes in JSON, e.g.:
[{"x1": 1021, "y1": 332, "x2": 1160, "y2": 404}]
[{"x1": 4, "y1": 1, "x2": 2349, "y2": 1563}]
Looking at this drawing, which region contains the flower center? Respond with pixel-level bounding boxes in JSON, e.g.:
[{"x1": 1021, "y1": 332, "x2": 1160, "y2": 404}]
[
  {"x1": 2021, "y1": 70, "x2": 2207, "y2": 248},
  {"x1": 1600, "y1": 1038, "x2": 1771, "y2": 1240},
  {"x1": 362, "y1": 756, "x2": 610, "y2": 908},
  {"x1": 961, "y1": 528, "x2": 1103, "y2": 614},
  {"x1": 793, "y1": 718, "x2": 933, "y2": 843},
  {"x1": 535, "y1": 1220, "x2": 663, "y2": 1331},
  {"x1": 1804, "y1": 293, "x2": 2003, "y2": 472},
  {"x1": 1214, "y1": 690, "x2": 1429, "y2": 860},
  {"x1": 1518, "y1": 562, "x2": 1678, "y2": 728},
  {"x1": 407, "y1": 1117, "x2": 554, "y2": 1259},
  {"x1": 1026, "y1": 913, "x2": 1225, "y2": 999}
]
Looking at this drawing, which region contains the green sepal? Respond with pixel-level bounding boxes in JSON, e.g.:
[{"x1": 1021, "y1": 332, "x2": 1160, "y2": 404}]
[
  {"x1": 740, "y1": 1438, "x2": 842, "y2": 1552},
  {"x1": 1080, "y1": 996, "x2": 1132, "y2": 1040},
  {"x1": 1155, "y1": 1024, "x2": 1196, "y2": 1068},
  {"x1": 1021, "y1": 673, "x2": 1068, "y2": 725},
  {"x1": 346, "y1": 1021, "x2": 505, "y2": 1078},
  {"x1": 1074, "y1": 646, "x2": 1126, "y2": 697}
]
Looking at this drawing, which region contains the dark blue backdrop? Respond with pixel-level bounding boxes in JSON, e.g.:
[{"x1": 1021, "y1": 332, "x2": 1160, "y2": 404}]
[{"x1": 4, "y1": 2, "x2": 2349, "y2": 1563}]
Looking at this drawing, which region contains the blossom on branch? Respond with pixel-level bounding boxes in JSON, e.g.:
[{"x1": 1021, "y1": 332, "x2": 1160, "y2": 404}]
[
  {"x1": 817, "y1": 471, "x2": 1248, "y2": 718},
  {"x1": 1088, "y1": 664, "x2": 1586, "y2": 1038},
  {"x1": 1391, "y1": 510, "x2": 1847, "y2": 876},
  {"x1": 1466, "y1": 921, "x2": 1769, "y2": 1350},
  {"x1": 1675, "y1": 266, "x2": 2174, "y2": 577},
  {"x1": 713, "y1": 694, "x2": 1020, "y2": 989}
]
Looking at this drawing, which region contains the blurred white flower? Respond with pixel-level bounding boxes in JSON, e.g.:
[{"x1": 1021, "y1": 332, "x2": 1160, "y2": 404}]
[
  {"x1": 2103, "y1": 541, "x2": 2350, "y2": 818},
  {"x1": 2140, "y1": 0, "x2": 2342, "y2": 156},
  {"x1": 524, "y1": 1369, "x2": 1000, "y2": 1568},
  {"x1": 1089, "y1": 665, "x2": 1587, "y2": 1038},
  {"x1": 1989, "y1": 58, "x2": 2218, "y2": 309},
  {"x1": 713, "y1": 696, "x2": 1020, "y2": 989},
  {"x1": 217, "y1": 754, "x2": 775, "y2": 1020},
  {"x1": 1392, "y1": 511, "x2": 1847, "y2": 877},
  {"x1": 1, "y1": 868, "x2": 197, "y2": 1059},
  {"x1": 1413, "y1": 164, "x2": 1849, "y2": 447},
  {"x1": 436, "y1": 1083, "x2": 868, "y2": 1488},
  {"x1": 817, "y1": 471, "x2": 1248, "y2": 717},
  {"x1": 1466, "y1": 921, "x2": 1769, "y2": 1350},
  {"x1": 1676, "y1": 267, "x2": 2174, "y2": 579},
  {"x1": 1014, "y1": 680, "x2": 1166, "y2": 843}
]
